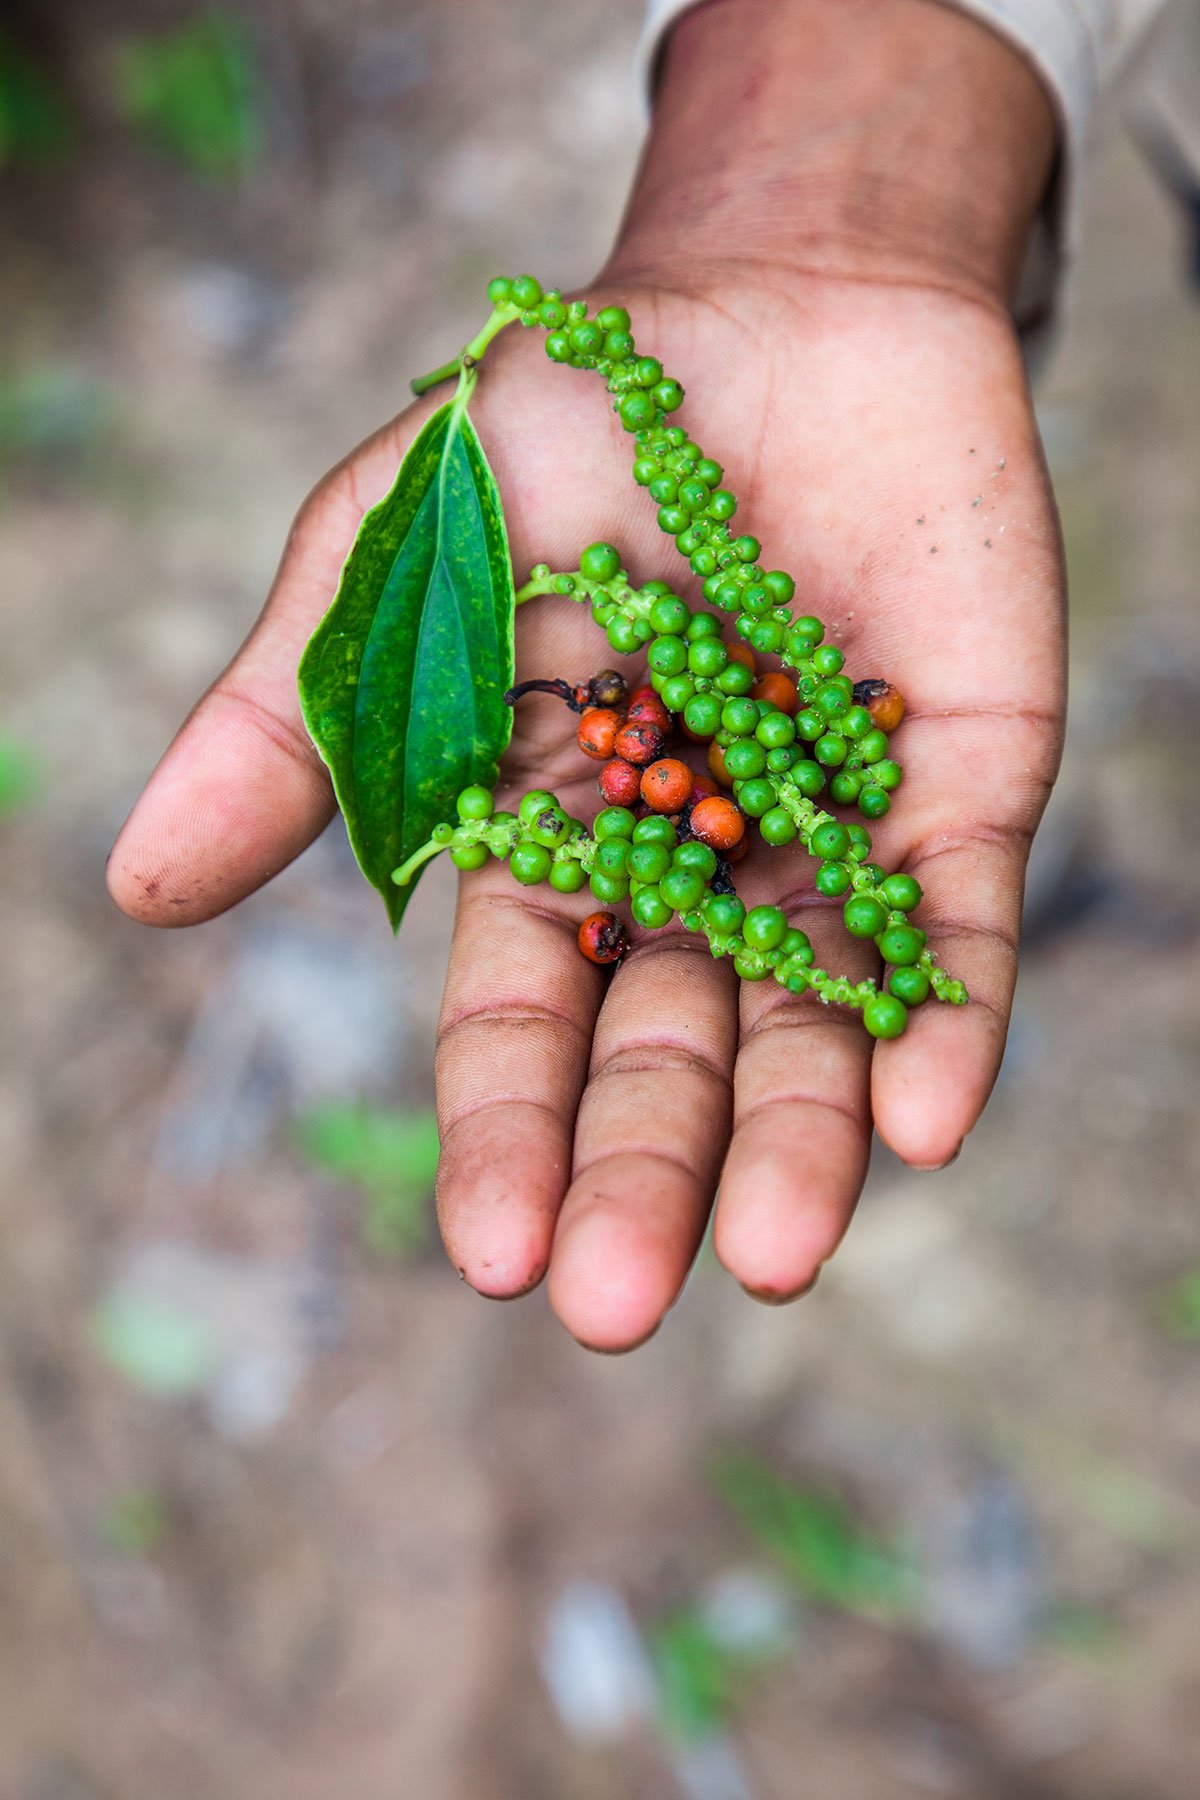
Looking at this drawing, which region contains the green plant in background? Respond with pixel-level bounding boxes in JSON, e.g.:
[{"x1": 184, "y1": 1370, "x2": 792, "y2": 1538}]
[
  {"x1": 1158, "y1": 1261, "x2": 1200, "y2": 1340},
  {"x1": 648, "y1": 1604, "x2": 766, "y2": 1743},
  {"x1": 295, "y1": 1103, "x2": 440, "y2": 1256},
  {"x1": 298, "y1": 277, "x2": 967, "y2": 1041},
  {"x1": 0, "y1": 29, "x2": 72, "y2": 169},
  {"x1": 112, "y1": 10, "x2": 260, "y2": 181},
  {"x1": 0, "y1": 734, "x2": 39, "y2": 816},
  {"x1": 99, "y1": 1488, "x2": 171, "y2": 1557},
  {"x1": 711, "y1": 1449, "x2": 912, "y2": 1618}
]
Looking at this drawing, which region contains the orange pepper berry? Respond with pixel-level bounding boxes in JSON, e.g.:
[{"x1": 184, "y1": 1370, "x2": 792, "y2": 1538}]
[
  {"x1": 707, "y1": 739, "x2": 735, "y2": 790},
  {"x1": 750, "y1": 671, "x2": 799, "y2": 715},
  {"x1": 690, "y1": 795, "x2": 746, "y2": 852},
  {"x1": 576, "y1": 707, "x2": 623, "y2": 761},
  {"x1": 725, "y1": 641, "x2": 757, "y2": 673},
  {"x1": 640, "y1": 758, "x2": 694, "y2": 813},
  {"x1": 866, "y1": 682, "x2": 906, "y2": 733},
  {"x1": 613, "y1": 719, "x2": 665, "y2": 766}
]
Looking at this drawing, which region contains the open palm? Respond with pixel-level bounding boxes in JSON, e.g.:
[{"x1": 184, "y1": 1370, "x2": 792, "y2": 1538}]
[{"x1": 108, "y1": 272, "x2": 1065, "y2": 1349}]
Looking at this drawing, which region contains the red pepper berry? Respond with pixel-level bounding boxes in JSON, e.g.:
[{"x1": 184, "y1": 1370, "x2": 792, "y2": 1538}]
[
  {"x1": 613, "y1": 719, "x2": 665, "y2": 766},
  {"x1": 577, "y1": 910, "x2": 629, "y2": 965},
  {"x1": 750, "y1": 671, "x2": 799, "y2": 715},
  {"x1": 598, "y1": 757, "x2": 643, "y2": 806},
  {"x1": 724, "y1": 833, "x2": 750, "y2": 864},
  {"x1": 725, "y1": 642, "x2": 757, "y2": 675},
  {"x1": 707, "y1": 740, "x2": 735, "y2": 790},
  {"x1": 641, "y1": 758, "x2": 694, "y2": 813},
  {"x1": 690, "y1": 794, "x2": 746, "y2": 852},
  {"x1": 576, "y1": 706, "x2": 623, "y2": 761},
  {"x1": 626, "y1": 686, "x2": 671, "y2": 733},
  {"x1": 690, "y1": 771, "x2": 720, "y2": 800}
]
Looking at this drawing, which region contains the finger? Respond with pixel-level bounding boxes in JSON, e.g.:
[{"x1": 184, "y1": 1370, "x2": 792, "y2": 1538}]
[
  {"x1": 868, "y1": 708, "x2": 1056, "y2": 1168},
  {"x1": 869, "y1": 828, "x2": 1028, "y2": 1170},
  {"x1": 106, "y1": 428, "x2": 416, "y2": 926},
  {"x1": 435, "y1": 871, "x2": 603, "y2": 1300},
  {"x1": 713, "y1": 902, "x2": 875, "y2": 1303},
  {"x1": 546, "y1": 933, "x2": 737, "y2": 1352}
]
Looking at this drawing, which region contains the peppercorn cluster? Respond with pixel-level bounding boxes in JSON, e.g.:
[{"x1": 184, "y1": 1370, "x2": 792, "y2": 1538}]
[{"x1": 391, "y1": 277, "x2": 969, "y2": 1040}]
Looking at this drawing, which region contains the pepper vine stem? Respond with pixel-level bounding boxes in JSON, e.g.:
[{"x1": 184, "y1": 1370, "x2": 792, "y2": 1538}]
[{"x1": 409, "y1": 302, "x2": 520, "y2": 396}]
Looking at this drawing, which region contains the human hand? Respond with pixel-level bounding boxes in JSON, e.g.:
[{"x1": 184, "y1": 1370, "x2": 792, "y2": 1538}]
[{"x1": 108, "y1": 0, "x2": 1065, "y2": 1349}]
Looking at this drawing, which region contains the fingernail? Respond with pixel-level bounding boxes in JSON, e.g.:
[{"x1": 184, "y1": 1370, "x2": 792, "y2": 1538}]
[
  {"x1": 742, "y1": 1271, "x2": 820, "y2": 1307},
  {"x1": 911, "y1": 1142, "x2": 962, "y2": 1173}
]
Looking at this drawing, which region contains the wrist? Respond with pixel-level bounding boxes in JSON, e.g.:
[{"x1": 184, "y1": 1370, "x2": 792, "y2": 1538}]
[{"x1": 607, "y1": 0, "x2": 1056, "y2": 307}]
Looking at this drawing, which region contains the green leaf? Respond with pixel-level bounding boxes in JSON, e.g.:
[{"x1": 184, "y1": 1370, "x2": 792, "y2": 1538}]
[{"x1": 299, "y1": 393, "x2": 515, "y2": 929}]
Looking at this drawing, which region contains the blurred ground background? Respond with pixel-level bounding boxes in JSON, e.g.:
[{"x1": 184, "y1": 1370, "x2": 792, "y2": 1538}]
[{"x1": 2, "y1": 2, "x2": 1200, "y2": 1796}]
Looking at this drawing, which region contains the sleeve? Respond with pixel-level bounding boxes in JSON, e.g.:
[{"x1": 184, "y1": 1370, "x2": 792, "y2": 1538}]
[{"x1": 636, "y1": 0, "x2": 1183, "y2": 355}]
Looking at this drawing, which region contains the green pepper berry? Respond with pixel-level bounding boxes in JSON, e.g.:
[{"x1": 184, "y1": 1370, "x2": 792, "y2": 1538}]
[
  {"x1": 648, "y1": 608, "x2": 689, "y2": 652},
  {"x1": 840, "y1": 705, "x2": 873, "y2": 739},
  {"x1": 862, "y1": 993, "x2": 906, "y2": 1039},
  {"x1": 811, "y1": 644, "x2": 845, "y2": 676},
  {"x1": 872, "y1": 759, "x2": 903, "y2": 792},
  {"x1": 660, "y1": 866, "x2": 705, "y2": 912},
  {"x1": 721, "y1": 698, "x2": 759, "y2": 737},
  {"x1": 690, "y1": 546, "x2": 719, "y2": 577},
  {"x1": 529, "y1": 805, "x2": 573, "y2": 849},
  {"x1": 677, "y1": 694, "x2": 717, "y2": 739},
  {"x1": 632, "y1": 886, "x2": 673, "y2": 929},
  {"x1": 633, "y1": 815, "x2": 678, "y2": 848},
  {"x1": 487, "y1": 276, "x2": 514, "y2": 305},
  {"x1": 456, "y1": 784, "x2": 494, "y2": 822},
  {"x1": 620, "y1": 390, "x2": 657, "y2": 431},
  {"x1": 677, "y1": 477, "x2": 710, "y2": 512},
  {"x1": 733, "y1": 535, "x2": 760, "y2": 562},
  {"x1": 661, "y1": 674, "x2": 696, "y2": 712},
  {"x1": 581, "y1": 541, "x2": 621, "y2": 584},
  {"x1": 814, "y1": 733, "x2": 848, "y2": 767},
  {"x1": 518, "y1": 788, "x2": 557, "y2": 825},
  {"x1": 747, "y1": 620, "x2": 784, "y2": 656},
  {"x1": 634, "y1": 355, "x2": 663, "y2": 388},
  {"x1": 451, "y1": 843, "x2": 488, "y2": 871},
  {"x1": 877, "y1": 924, "x2": 926, "y2": 966},
  {"x1": 737, "y1": 778, "x2": 776, "y2": 818},
  {"x1": 858, "y1": 786, "x2": 891, "y2": 819},
  {"x1": 810, "y1": 820, "x2": 851, "y2": 861},
  {"x1": 762, "y1": 570, "x2": 796, "y2": 604},
  {"x1": 673, "y1": 841, "x2": 718, "y2": 881},
  {"x1": 795, "y1": 708, "x2": 824, "y2": 742},
  {"x1": 510, "y1": 842, "x2": 552, "y2": 884},
  {"x1": 752, "y1": 712, "x2": 793, "y2": 751},
  {"x1": 815, "y1": 861, "x2": 851, "y2": 897},
  {"x1": 654, "y1": 378, "x2": 684, "y2": 412},
  {"x1": 604, "y1": 328, "x2": 635, "y2": 360},
  {"x1": 628, "y1": 842, "x2": 671, "y2": 884},
  {"x1": 648, "y1": 472, "x2": 679, "y2": 504},
  {"x1": 743, "y1": 905, "x2": 787, "y2": 952},
  {"x1": 632, "y1": 455, "x2": 659, "y2": 485},
  {"x1": 707, "y1": 489, "x2": 737, "y2": 522},
  {"x1": 594, "y1": 806, "x2": 636, "y2": 840},
  {"x1": 814, "y1": 681, "x2": 849, "y2": 721},
  {"x1": 589, "y1": 869, "x2": 630, "y2": 904},
  {"x1": 703, "y1": 894, "x2": 746, "y2": 934},
  {"x1": 858, "y1": 729, "x2": 889, "y2": 764},
  {"x1": 828, "y1": 771, "x2": 862, "y2": 807},
  {"x1": 693, "y1": 457, "x2": 722, "y2": 486},
  {"x1": 545, "y1": 330, "x2": 573, "y2": 362},
  {"x1": 686, "y1": 611, "x2": 721, "y2": 640},
  {"x1": 511, "y1": 274, "x2": 542, "y2": 308},
  {"x1": 549, "y1": 858, "x2": 586, "y2": 894},
  {"x1": 844, "y1": 895, "x2": 888, "y2": 938},
  {"x1": 880, "y1": 873, "x2": 921, "y2": 912},
  {"x1": 888, "y1": 966, "x2": 931, "y2": 1006},
  {"x1": 595, "y1": 838, "x2": 631, "y2": 877},
  {"x1": 688, "y1": 638, "x2": 728, "y2": 678},
  {"x1": 847, "y1": 823, "x2": 873, "y2": 858},
  {"x1": 715, "y1": 660, "x2": 755, "y2": 696},
  {"x1": 724, "y1": 738, "x2": 767, "y2": 779},
  {"x1": 789, "y1": 759, "x2": 826, "y2": 797},
  {"x1": 596, "y1": 304, "x2": 631, "y2": 333},
  {"x1": 607, "y1": 616, "x2": 641, "y2": 654},
  {"x1": 759, "y1": 806, "x2": 797, "y2": 846}
]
